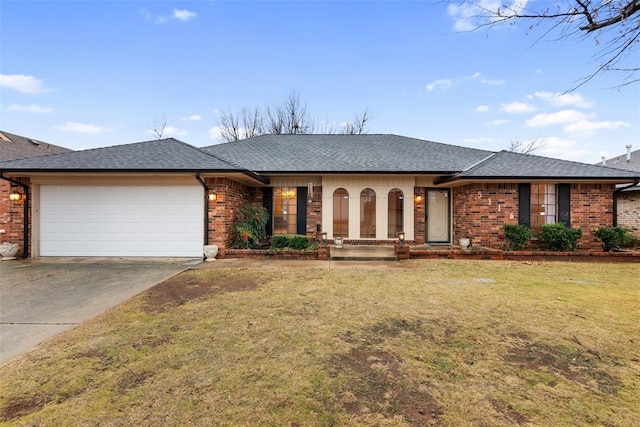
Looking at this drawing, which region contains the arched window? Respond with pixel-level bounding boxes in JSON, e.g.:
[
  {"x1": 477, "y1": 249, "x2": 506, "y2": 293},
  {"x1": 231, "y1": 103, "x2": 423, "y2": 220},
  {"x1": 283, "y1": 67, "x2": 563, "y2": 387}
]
[
  {"x1": 388, "y1": 188, "x2": 404, "y2": 238},
  {"x1": 333, "y1": 188, "x2": 349, "y2": 238},
  {"x1": 360, "y1": 188, "x2": 376, "y2": 238}
]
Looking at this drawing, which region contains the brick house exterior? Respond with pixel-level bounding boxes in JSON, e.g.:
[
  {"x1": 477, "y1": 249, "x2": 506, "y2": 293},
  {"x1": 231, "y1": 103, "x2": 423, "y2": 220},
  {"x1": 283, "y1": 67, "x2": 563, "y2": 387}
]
[
  {"x1": 600, "y1": 147, "x2": 640, "y2": 239},
  {"x1": 1, "y1": 135, "x2": 638, "y2": 258},
  {"x1": 0, "y1": 131, "x2": 71, "y2": 249}
]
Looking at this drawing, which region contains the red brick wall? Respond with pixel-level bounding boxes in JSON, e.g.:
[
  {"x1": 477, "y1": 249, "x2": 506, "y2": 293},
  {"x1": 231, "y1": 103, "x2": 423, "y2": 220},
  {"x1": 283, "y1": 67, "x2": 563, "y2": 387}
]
[
  {"x1": 453, "y1": 183, "x2": 519, "y2": 247},
  {"x1": 452, "y1": 182, "x2": 616, "y2": 250},
  {"x1": 5, "y1": 178, "x2": 30, "y2": 255},
  {"x1": 0, "y1": 181, "x2": 10, "y2": 239},
  {"x1": 570, "y1": 183, "x2": 615, "y2": 249},
  {"x1": 306, "y1": 186, "x2": 323, "y2": 239},
  {"x1": 205, "y1": 178, "x2": 256, "y2": 256}
]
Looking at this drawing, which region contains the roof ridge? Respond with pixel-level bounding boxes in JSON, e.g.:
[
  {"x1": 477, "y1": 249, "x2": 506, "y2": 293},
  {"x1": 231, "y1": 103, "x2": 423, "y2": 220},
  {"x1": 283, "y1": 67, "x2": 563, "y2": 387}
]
[
  {"x1": 503, "y1": 148, "x2": 636, "y2": 172},
  {"x1": 457, "y1": 151, "x2": 499, "y2": 174}
]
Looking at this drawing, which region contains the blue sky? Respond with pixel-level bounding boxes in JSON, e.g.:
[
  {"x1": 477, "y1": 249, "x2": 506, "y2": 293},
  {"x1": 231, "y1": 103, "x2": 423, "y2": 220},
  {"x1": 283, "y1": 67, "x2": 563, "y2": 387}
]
[{"x1": 1, "y1": 0, "x2": 638, "y2": 164}]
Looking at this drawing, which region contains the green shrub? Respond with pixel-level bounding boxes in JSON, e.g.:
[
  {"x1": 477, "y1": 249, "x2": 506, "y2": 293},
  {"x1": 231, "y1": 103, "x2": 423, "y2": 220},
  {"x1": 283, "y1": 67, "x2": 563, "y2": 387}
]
[
  {"x1": 230, "y1": 204, "x2": 269, "y2": 249},
  {"x1": 622, "y1": 234, "x2": 638, "y2": 248},
  {"x1": 593, "y1": 226, "x2": 631, "y2": 252},
  {"x1": 503, "y1": 224, "x2": 532, "y2": 251},
  {"x1": 269, "y1": 234, "x2": 311, "y2": 250},
  {"x1": 538, "y1": 223, "x2": 583, "y2": 252},
  {"x1": 290, "y1": 235, "x2": 310, "y2": 250},
  {"x1": 270, "y1": 235, "x2": 290, "y2": 249}
]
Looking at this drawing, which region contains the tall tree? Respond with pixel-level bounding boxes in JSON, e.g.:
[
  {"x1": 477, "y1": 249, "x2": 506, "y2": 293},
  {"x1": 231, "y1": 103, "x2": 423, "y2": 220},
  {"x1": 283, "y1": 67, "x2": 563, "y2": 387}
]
[
  {"x1": 449, "y1": 1, "x2": 639, "y2": 87},
  {"x1": 216, "y1": 91, "x2": 370, "y2": 142},
  {"x1": 218, "y1": 107, "x2": 264, "y2": 142}
]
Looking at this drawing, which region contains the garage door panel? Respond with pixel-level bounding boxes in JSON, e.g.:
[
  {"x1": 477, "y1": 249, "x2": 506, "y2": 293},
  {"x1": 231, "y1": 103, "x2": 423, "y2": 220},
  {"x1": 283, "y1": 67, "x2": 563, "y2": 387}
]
[{"x1": 40, "y1": 185, "x2": 204, "y2": 257}]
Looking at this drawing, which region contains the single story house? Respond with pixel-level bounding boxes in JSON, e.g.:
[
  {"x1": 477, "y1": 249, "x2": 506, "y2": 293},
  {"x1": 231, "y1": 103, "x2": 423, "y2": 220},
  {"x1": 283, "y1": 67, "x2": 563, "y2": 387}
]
[
  {"x1": 0, "y1": 130, "x2": 72, "y2": 244},
  {"x1": 0, "y1": 134, "x2": 638, "y2": 258},
  {"x1": 600, "y1": 146, "x2": 640, "y2": 238}
]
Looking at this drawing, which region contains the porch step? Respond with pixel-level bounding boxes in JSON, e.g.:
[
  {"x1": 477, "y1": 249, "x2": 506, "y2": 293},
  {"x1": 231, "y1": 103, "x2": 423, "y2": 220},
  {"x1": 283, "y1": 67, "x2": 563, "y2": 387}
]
[{"x1": 330, "y1": 245, "x2": 397, "y2": 261}]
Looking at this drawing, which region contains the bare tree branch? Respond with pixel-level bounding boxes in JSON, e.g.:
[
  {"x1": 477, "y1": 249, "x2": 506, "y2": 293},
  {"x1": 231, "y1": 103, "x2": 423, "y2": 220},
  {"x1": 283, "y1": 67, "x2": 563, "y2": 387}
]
[
  {"x1": 150, "y1": 112, "x2": 167, "y2": 140},
  {"x1": 216, "y1": 91, "x2": 370, "y2": 142},
  {"x1": 449, "y1": 1, "x2": 640, "y2": 87},
  {"x1": 509, "y1": 138, "x2": 544, "y2": 155},
  {"x1": 342, "y1": 109, "x2": 370, "y2": 135}
]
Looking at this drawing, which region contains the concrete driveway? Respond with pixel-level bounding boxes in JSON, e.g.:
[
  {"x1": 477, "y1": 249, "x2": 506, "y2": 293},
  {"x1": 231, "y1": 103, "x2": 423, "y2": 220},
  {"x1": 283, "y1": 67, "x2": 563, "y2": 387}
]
[{"x1": 0, "y1": 258, "x2": 198, "y2": 365}]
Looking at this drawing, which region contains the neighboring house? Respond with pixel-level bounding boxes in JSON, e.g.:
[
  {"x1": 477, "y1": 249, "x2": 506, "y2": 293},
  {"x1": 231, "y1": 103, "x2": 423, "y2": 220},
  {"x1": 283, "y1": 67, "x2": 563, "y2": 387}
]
[
  {"x1": 600, "y1": 146, "x2": 640, "y2": 238},
  {"x1": 0, "y1": 130, "x2": 72, "y2": 245},
  {"x1": 0, "y1": 134, "x2": 638, "y2": 258}
]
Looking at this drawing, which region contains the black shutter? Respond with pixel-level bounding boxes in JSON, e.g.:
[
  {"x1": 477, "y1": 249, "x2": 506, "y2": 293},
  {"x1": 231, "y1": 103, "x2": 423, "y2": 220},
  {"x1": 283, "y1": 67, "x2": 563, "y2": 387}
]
[
  {"x1": 296, "y1": 186, "x2": 307, "y2": 235},
  {"x1": 263, "y1": 187, "x2": 273, "y2": 237},
  {"x1": 558, "y1": 184, "x2": 571, "y2": 226},
  {"x1": 518, "y1": 184, "x2": 531, "y2": 227}
]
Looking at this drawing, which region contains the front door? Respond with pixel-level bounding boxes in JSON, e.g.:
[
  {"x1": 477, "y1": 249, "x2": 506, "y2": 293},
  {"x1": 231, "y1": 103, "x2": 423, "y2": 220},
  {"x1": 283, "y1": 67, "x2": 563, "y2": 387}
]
[{"x1": 426, "y1": 189, "x2": 450, "y2": 243}]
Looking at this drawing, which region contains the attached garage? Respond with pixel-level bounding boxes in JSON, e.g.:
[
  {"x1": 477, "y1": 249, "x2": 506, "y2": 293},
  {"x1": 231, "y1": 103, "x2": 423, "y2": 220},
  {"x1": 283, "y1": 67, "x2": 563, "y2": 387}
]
[{"x1": 39, "y1": 185, "x2": 204, "y2": 257}]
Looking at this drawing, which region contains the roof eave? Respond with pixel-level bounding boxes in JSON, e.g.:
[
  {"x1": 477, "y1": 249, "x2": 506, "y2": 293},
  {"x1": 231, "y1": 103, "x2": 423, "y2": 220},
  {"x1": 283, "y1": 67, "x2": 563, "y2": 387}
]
[
  {"x1": 435, "y1": 175, "x2": 640, "y2": 185},
  {"x1": 0, "y1": 168, "x2": 270, "y2": 184}
]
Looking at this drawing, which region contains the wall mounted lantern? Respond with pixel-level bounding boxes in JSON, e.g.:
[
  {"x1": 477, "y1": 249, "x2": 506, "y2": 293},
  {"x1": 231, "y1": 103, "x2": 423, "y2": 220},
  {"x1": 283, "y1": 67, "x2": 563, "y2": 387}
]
[
  {"x1": 208, "y1": 192, "x2": 218, "y2": 202},
  {"x1": 9, "y1": 192, "x2": 22, "y2": 201},
  {"x1": 414, "y1": 194, "x2": 423, "y2": 204}
]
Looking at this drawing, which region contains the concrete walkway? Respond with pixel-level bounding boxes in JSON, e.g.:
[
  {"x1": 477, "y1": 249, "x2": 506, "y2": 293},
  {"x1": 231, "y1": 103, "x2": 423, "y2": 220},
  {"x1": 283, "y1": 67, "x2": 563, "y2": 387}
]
[{"x1": 0, "y1": 258, "x2": 197, "y2": 365}]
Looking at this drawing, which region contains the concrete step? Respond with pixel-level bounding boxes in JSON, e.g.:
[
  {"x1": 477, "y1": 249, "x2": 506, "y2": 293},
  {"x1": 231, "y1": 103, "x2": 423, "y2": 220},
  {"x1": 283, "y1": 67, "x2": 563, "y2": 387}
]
[{"x1": 330, "y1": 245, "x2": 397, "y2": 261}]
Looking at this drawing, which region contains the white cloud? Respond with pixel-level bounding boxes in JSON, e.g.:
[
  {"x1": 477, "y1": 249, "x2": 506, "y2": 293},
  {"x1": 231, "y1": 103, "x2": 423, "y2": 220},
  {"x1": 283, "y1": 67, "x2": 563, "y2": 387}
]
[
  {"x1": 56, "y1": 122, "x2": 112, "y2": 134},
  {"x1": 426, "y1": 79, "x2": 453, "y2": 91},
  {"x1": 564, "y1": 120, "x2": 630, "y2": 135},
  {"x1": 447, "y1": 0, "x2": 530, "y2": 32},
  {"x1": 181, "y1": 114, "x2": 202, "y2": 122},
  {"x1": 536, "y1": 136, "x2": 590, "y2": 160},
  {"x1": 530, "y1": 91, "x2": 594, "y2": 108},
  {"x1": 174, "y1": 9, "x2": 197, "y2": 21},
  {"x1": 484, "y1": 119, "x2": 509, "y2": 126},
  {"x1": 525, "y1": 110, "x2": 592, "y2": 127},
  {"x1": 480, "y1": 78, "x2": 505, "y2": 85},
  {"x1": 500, "y1": 101, "x2": 536, "y2": 114},
  {"x1": 427, "y1": 73, "x2": 502, "y2": 91},
  {"x1": 0, "y1": 74, "x2": 47, "y2": 94},
  {"x1": 146, "y1": 125, "x2": 187, "y2": 137},
  {"x1": 142, "y1": 8, "x2": 196, "y2": 23},
  {"x1": 7, "y1": 103, "x2": 52, "y2": 114},
  {"x1": 163, "y1": 126, "x2": 187, "y2": 136},
  {"x1": 209, "y1": 126, "x2": 224, "y2": 140},
  {"x1": 475, "y1": 105, "x2": 490, "y2": 113}
]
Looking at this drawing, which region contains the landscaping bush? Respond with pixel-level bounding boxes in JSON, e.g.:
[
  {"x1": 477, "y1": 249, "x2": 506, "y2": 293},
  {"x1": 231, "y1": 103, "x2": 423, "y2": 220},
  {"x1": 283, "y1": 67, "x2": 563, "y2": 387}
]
[
  {"x1": 269, "y1": 234, "x2": 311, "y2": 250},
  {"x1": 503, "y1": 224, "x2": 532, "y2": 251},
  {"x1": 593, "y1": 226, "x2": 631, "y2": 252},
  {"x1": 270, "y1": 235, "x2": 290, "y2": 249},
  {"x1": 231, "y1": 204, "x2": 269, "y2": 249},
  {"x1": 290, "y1": 235, "x2": 310, "y2": 250},
  {"x1": 537, "y1": 223, "x2": 582, "y2": 252}
]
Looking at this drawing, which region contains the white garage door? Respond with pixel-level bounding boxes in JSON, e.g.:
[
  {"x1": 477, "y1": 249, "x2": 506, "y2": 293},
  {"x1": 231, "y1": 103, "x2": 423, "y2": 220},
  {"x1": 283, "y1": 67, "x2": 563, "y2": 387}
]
[{"x1": 40, "y1": 185, "x2": 204, "y2": 257}]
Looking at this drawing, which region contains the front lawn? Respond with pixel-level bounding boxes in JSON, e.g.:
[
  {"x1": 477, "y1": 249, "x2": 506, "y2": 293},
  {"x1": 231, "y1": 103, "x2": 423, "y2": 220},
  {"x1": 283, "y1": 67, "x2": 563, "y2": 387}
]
[{"x1": 1, "y1": 260, "x2": 638, "y2": 426}]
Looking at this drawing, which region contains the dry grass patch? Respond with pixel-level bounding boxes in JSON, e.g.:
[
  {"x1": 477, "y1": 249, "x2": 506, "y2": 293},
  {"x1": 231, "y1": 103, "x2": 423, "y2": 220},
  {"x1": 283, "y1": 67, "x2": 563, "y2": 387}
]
[{"x1": 1, "y1": 260, "x2": 638, "y2": 426}]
